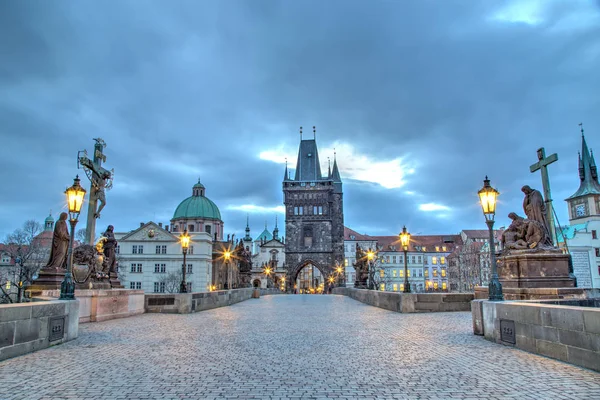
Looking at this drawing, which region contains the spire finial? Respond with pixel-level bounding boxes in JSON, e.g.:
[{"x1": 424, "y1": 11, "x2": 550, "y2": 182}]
[
  {"x1": 579, "y1": 122, "x2": 584, "y2": 136},
  {"x1": 313, "y1": 126, "x2": 316, "y2": 139},
  {"x1": 265, "y1": 220, "x2": 267, "y2": 229},
  {"x1": 246, "y1": 214, "x2": 249, "y2": 227},
  {"x1": 334, "y1": 147, "x2": 337, "y2": 160},
  {"x1": 275, "y1": 215, "x2": 278, "y2": 228},
  {"x1": 300, "y1": 126, "x2": 303, "y2": 140}
]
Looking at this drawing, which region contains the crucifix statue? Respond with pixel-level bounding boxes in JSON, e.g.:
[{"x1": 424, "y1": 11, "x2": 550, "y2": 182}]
[
  {"x1": 78, "y1": 138, "x2": 114, "y2": 245},
  {"x1": 529, "y1": 147, "x2": 558, "y2": 245}
]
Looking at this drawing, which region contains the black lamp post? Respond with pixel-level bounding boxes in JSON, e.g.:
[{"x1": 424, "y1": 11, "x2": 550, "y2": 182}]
[
  {"x1": 478, "y1": 176, "x2": 503, "y2": 301},
  {"x1": 366, "y1": 249, "x2": 375, "y2": 290},
  {"x1": 224, "y1": 250, "x2": 231, "y2": 289},
  {"x1": 400, "y1": 226, "x2": 411, "y2": 293},
  {"x1": 179, "y1": 229, "x2": 190, "y2": 293},
  {"x1": 60, "y1": 176, "x2": 86, "y2": 300}
]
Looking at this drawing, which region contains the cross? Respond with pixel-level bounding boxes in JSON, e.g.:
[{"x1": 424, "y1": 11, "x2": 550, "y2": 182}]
[{"x1": 529, "y1": 147, "x2": 558, "y2": 245}]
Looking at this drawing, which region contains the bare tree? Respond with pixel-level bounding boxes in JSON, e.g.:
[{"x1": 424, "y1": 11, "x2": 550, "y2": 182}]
[
  {"x1": 158, "y1": 270, "x2": 183, "y2": 293},
  {"x1": 1, "y1": 220, "x2": 48, "y2": 303}
]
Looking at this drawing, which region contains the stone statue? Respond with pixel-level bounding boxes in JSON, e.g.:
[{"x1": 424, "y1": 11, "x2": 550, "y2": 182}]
[
  {"x1": 43, "y1": 212, "x2": 70, "y2": 270},
  {"x1": 521, "y1": 185, "x2": 552, "y2": 246},
  {"x1": 502, "y1": 212, "x2": 554, "y2": 254},
  {"x1": 353, "y1": 244, "x2": 369, "y2": 288},
  {"x1": 236, "y1": 241, "x2": 253, "y2": 288},
  {"x1": 101, "y1": 225, "x2": 118, "y2": 275},
  {"x1": 79, "y1": 155, "x2": 112, "y2": 219}
]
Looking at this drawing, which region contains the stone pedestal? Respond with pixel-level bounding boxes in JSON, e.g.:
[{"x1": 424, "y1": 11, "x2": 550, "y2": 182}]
[
  {"x1": 498, "y1": 251, "x2": 575, "y2": 289},
  {"x1": 29, "y1": 268, "x2": 66, "y2": 292},
  {"x1": 474, "y1": 286, "x2": 590, "y2": 301}
]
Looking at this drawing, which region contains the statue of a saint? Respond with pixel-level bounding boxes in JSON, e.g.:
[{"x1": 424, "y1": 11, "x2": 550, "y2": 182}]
[
  {"x1": 521, "y1": 185, "x2": 552, "y2": 246},
  {"x1": 44, "y1": 212, "x2": 70, "y2": 270},
  {"x1": 101, "y1": 225, "x2": 118, "y2": 274}
]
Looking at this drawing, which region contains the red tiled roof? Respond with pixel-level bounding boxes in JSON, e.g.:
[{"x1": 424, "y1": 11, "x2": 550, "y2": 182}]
[
  {"x1": 344, "y1": 227, "x2": 375, "y2": 241},
  {"x1": 368, "y1": 234, "x2": 462, "y2": 252},
  {"x1": 461, "y1": 230, "x2": 489, "y2": 239}
]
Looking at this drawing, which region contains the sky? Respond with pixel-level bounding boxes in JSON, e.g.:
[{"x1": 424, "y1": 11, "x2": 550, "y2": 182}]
[{"x1": 1, "y1": 0, "x2": 600, "y2": 241}]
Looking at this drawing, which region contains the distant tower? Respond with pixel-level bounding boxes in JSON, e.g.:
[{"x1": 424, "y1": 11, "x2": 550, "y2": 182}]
[
  {"x1": 283, "y1": 126, "x2": 344, "y2": 290},
  {"x1": 566, "y1": 124, "x2": 600, "y2": 222},
  {"x1": 44, "y1": 212, "x2": 55, "y2": 231},
  {"x1": 273, "y1": 216, "x2": 279, "y2": 241}
]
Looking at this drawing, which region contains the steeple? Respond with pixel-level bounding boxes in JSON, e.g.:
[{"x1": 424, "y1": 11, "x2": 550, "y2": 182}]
[
  {"x1": 273, "y1": 215, "x2": 279, "y2": 240},
  {"x1": 44, "y1": 211, "x2": 54, "y2": 231},
  {"x1": 283, "y1": 158, "x2": 289, "y2": 181},
  {"x1": 567, "y1": 123, "x2": 600, "y2": 200},
  {"x1": 331, "y1": 150, "x2": 342, "y2": 193},
  {"x1": 293, "y1": 125, "x2": 323, "y2": 181},
  {"x1": 244, "y1": 215, "x2": 252, "y2": 241}
]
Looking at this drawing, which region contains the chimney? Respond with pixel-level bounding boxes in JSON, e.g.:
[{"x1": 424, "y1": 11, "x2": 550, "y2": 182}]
[
  {"x1": 140, "y1": 222, "x2": 144, "y2": 227},
  {"x1": 158, "y1": 222, "x2": 163, "y2": 228},
  {"x1": 165, "y1": 225, "x2": 169, "y2": 232}
]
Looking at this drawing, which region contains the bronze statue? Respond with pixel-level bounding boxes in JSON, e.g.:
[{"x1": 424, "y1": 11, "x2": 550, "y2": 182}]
[
  {"x1": 101, "y1": 225, "x2": 118, "y2": 275},
  {"x1": 43, "y1": 212, "x2": 70, "y2": 270},
  {"x1": 521, "y1": 185, "x2": 552, "y2": 246}
]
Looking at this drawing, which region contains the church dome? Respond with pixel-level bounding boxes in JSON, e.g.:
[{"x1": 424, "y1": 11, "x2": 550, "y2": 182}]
[
  {"x1": 256, "y1": 227, "x2": 273, "y2": 242},
  {"x1": 45, "y1": 214, "x2": 54, "y2": 224},
  {"x1": 172, "y1": 180, "x2": 222, "y2": 221}
]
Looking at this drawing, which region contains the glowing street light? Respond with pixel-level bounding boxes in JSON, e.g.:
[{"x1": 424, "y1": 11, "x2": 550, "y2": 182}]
[
  {"x1": 478, "y1": 176, "x2": 503, "y2": 301},
  {"x1": 60, "y1": 176, "x2": 86, "y2": 300},
  {"x1": 179, "y1": 229, "x2": 190, "y2": 293},
  {"x1": 400, "y1": 226, "x2": 411, "y2": 293},
  {"x1": 224, "y1": 250, "x2": 232, "y2": 290}
]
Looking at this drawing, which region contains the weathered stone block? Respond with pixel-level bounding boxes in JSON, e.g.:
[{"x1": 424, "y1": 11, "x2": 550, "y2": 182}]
[
  {"x1": 516, "y1": 334, "x2": 536, "y2": 353},
  {"x1": 536, "y1": 340, "x2": 568, "y2": 362},
  {"x1": 548, "y1": 307, "x2": 584, "y2": 331},
  {"x1": 514, "y1": 322, "x2": 532, "y2": 338},
  {"x1": 0, "y1": 338, "x2": 48, "y2": 361},
  {"x1": 558, "y1": 330, "x2": 599, "y2": 352},
  {"x1": 14, "y1": 319, "x2": 41, "y2": 344},
  {"x1": 567, "y1": 346, "x2": 600, "y2": 372},
  {"x1": 583, "y1": 310, "x2": 600, "y2": 335},
  {"x1": 0, "y1": 321, "x2": 15, "y2": 348},
  {"x1": 471, "y1": 300, "x2": 484, "y2": 336},
  {"x1": 31, "y1": 302, "x2": 66, "y2": 319},
  {"x1": 531, "y1": 325, "x2": 558, "y2": 342},
  {"x1": 0, "y1": 304, "x2": 32, "y2": 323}
]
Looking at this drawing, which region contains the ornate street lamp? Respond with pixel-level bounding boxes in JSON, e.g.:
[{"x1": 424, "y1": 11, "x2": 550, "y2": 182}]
[
  {"x1": 223, "y1": 250, "x2": 232, "y2": 290},
  {"x1": 60, "y1": 176, "x2": 86, "y2": 300},
  {"x1": 179, "y1": 229, "x2": 190, "y2": 293},
  {"x1": 366, "y1": 249, "x2": 375, "y2": 290},
  {"x1": 400, "y1": 226, "x2": 411, "y2": 293},
  {"x1": 478, "y1": 176, "x2": 503, "y2": 301},
  {"x1": 335, "y1": 263, "x2": 344, "y2": 287},
  {"x1": 263, "y1": 265, "x2": 272, "y2": 288}
]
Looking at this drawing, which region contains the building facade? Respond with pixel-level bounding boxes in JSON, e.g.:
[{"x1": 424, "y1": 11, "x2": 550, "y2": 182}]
[{"x1": 283, "y1": 133, "x2": 345, "y2": 292}]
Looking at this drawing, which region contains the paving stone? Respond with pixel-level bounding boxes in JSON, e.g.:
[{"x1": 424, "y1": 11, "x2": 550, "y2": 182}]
[{"x1": 0, "y1": 295, "x2": 599, "y2": 399}]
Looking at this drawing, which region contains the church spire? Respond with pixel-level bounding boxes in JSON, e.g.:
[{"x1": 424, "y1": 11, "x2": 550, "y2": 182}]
[
  {"x1": 567, "y1": 123, "x2": 600, "y2": 200},
  {"x1": 293, "y1": 125, "x2": 323, "y2": 181},
  {"x1": 283, "y1": 158, "x2": 289, "y2": 181},
  {"x1": 273, "y1": 215, "x2": 279, "y2": 240},
  {"x1": 244, "y1": 214, "x2": 251, "y2": 241}
]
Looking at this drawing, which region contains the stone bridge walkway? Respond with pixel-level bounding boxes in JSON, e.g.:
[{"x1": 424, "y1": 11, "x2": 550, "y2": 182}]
[{"x1": 0, "y1": 295, "x2": 599, "y2": 400}]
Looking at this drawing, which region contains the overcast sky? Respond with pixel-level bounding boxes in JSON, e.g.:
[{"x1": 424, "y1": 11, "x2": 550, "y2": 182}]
[{"x1": 1, "y1": 0, "x2": 599, "y2": 241}]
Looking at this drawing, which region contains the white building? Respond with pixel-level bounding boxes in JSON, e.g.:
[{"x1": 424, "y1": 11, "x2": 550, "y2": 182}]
[
  {"x1": 115, "y1": 180, "x2": 221, "y2": 293},
  {"x1": 560, "y1": 131, "x2": 600, "y2": 288}
]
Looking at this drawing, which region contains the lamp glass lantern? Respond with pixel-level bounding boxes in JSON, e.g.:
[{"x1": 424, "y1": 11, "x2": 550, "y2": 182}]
[
  {"x1": 60, "y1": 176, "x2": 86, "y2": 300},
  {"x1": 478, "y1": 176, "x2": 499, "y2": 222},
  {"x1": 400, "y1": 226, "x2": 410, "y2": 250}
]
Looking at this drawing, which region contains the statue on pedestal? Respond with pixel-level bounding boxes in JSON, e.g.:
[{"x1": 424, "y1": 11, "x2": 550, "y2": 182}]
[
  {"x1": 521, "y1": 185, "x2": 553, "y2": 246},
  {"x1": 43, "y1": 212, "x2": 70, "y2": 270},
  {"x1": 353, "y1": 244, "x2": 368, "y2": 288}
]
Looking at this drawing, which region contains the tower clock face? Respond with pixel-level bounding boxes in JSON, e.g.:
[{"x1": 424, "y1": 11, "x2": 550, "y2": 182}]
[{"x1": 575, "y1": 204, "x2": 586, "y2": 217}]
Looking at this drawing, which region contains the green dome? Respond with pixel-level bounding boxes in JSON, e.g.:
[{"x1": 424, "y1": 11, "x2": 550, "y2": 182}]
[
  {"x1": 172, "y1": 181, "x2": 221, "y2": 221},
  {"x1": 45, "y1": 214, "x2": 54, "y2": 223},
  {"x1": 256, "y1": 228, "x2": 272, "y2": 242}
]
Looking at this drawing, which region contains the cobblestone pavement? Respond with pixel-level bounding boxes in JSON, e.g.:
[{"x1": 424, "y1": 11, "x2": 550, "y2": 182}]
[{"x1": 1, "y1": 295, "x2": 599, "y2": 400}]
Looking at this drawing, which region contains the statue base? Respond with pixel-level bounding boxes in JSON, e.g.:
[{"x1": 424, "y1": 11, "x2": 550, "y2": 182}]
[
  {"x1": 110, "y1": 272, "x2": 124, "y2": 289},
  {"x1": 28, "y1": 268, "x2": 67, "y2": 292},
  {"x1": 498, "y1": 251, "x2": 575, "y2": 289}
]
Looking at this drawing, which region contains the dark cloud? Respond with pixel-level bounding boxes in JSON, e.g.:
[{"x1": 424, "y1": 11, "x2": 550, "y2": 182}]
[{"x1": 1, "y1": 0, "x2": 599, "y2": 240}]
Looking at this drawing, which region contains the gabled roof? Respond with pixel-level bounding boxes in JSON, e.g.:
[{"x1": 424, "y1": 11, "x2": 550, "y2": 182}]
[
  {"x1": 118, "y1": 221, "x2": 179, "y2": 241},
  {"x1": 369, "y1": 234, "x2": 462, "y2": 253},
  {"x1": 461, "y1": 230, "x2": 489, "y2": 239},
  {"x1": 344, "y1": 227, "x2": 375, "y2": 241}
]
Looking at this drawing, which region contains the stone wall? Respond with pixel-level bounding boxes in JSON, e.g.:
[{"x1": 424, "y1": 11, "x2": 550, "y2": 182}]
[
  {"x1": 473, "y1": 300, "x2": 600, "y2": 372},
  {"x1": 332, "y1": 287, "x2": 473, "y2": 313},
  {"x1": 0, "y1": 300, "x2": 79, "y2": 361},
  {"x1": 145, "y1": 288, "x2": 282, "y2": 314}
]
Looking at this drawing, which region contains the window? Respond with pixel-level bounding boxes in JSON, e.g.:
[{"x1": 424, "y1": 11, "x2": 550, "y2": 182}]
[
  {"x1": 161, "y1": 245, "x2": 167, "y2": 254},
  {"x1": 187, "y1": 264, "x2": 193, "y2": 274},
  {"x1": 379, "y1": 269, "x2": 384, "y2": 278},
  {"x1": 294, "y1": 206, "x2": 299, "y2": 215},
  {"x1": 187, "y1": 282, "x2": 192, "y2": 292},
  {"x1": 596, "y1": 248, "x2": 600, "y2": 257},
  {"x1": 313, "y1": 206, "x2": 318, "y2": 215},
  {"x1": 442, "y1": 282, "x2": 447, "y2": 290},
  {"x1": 593, "y1": 230, "x2": 598, "y2": 240},
  {"x1": 132, "y1": 245, "x2": 138, "y2": 254},
  {"x1": 419, "y1": 269, "x2": 423, "y2": 277},
  {"x1": 434, "y1": 282, "x2": 439, "y2": 290},
  {"x1": 417, "y1": 256, "x2": 422, "y2": 263},
  {"x1": 422, "y1": 247, "x2": 427, "y2": 252},
  {"x1": 138, "y1": 245, "x2": 144, "y2": 254},
  {"x1": 154, "y1": 264, "x2": 160, "y2": 273},
  {"x1": 407, "y1": 270, "x2": 411, "y2": 277},
  {"x1": 205, "y1": 225, "x2": 211, "y2": 234},
  {"x1": 299, "y1": 206, "x2": 304, "y2": 215},
  {"x1": 115, "y1": 245, "x2": 120, "y2": 254},
  {"x1": 189, "y1": 246, "x2": 194, "y2": 255},
  {"x1": 441, "y1": 256, "x2": 446, "y2": 265},
  {"x1": 155, "y1": 263, "x2": 166, "y2": 273},
  {"x1": 380, "y1": 283, "x2": 385, "y2": 291},
  {"x1": 188, "y1": 224, "x2": 195, "y2": 232},
  {"x1": 399, "y1": 270, "x2": 404, "y2": 277},
  {"x1": 155, "y1": 245, "x2": 160, "y2": 254},
  {"x1": 433, "y1": 269, "x2": 438, "y2": 277},
  {"x1": 432, "y1": 257, "x2": 438, "y2": 265},
  {"x1": 130, "y1": 263, "x2": 142, "y2": 273},
  {"x1": 130, "y1": 282, "x2": 136, "y2": 289},
  {"x1": 435, "y1": 246, "x2": 440, "y2": 252},
  {"x1": 442, "y1": 246, "x2": 447, "y2": 252},
  {"x1": 424, "y1": 269, "x2": 429, "y2": 277},
  {"x1": 318, "y1": 206, "x2": 323, "y2": 215},
  {"x1": 392, "y1": 269, "x2": 397, "y2": 277},
  {"x1": 393, "y1": 284, "x2": 398, "y2": 291},
  {"x1": 399, "y1": 255, "x2": 403, "y2": 263},
  {"x1": 400, "y1": 284, "x2": 404, "y2": 291},
  {"x1": 441, "y1": 269, "x2": 446, "y2": 277},
  {"x1": 411, "y1": 256, "x2": 415, "y2": 264},
  {"x1": 344, "y1": 258, "x2": 348, "y2": 267},
  {"x1": 392, "y1": 256, "x2": 396, "y2": 263},
  {"x1": 130, "y1": 282, "x2": 142, "y2": 290},
  {"x1": 153, "y1": 282, "x2": 166, "y2": 293}
]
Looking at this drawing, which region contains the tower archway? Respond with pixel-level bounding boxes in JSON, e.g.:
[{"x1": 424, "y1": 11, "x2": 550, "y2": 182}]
[{"x1": 289, "y1": 260, "x2": 327, "y2": 293}]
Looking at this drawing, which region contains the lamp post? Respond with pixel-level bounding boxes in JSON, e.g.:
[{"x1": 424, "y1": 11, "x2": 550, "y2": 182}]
[
  {"x1": 335, "y1": 264, "x2": 344, "y2": 287},
  {"x1": 478, "y1": 176, "x2": 503, "y2": 301},
  {"x1": 264, "y1": 265, "x2": 272, "y2": 288},
  {"x1": 224, "y1": 250, "x2": 231, "y2": 290},
  {"x1": 366, "y1": 249, "x2": 375, "y2": 290},
  {"x1": 400, "y1": 226, "x2": 411, "y2": 293},
  {"x1": 179, "y1": 229, "x2": 190, "y2": 293},
  {"x1": 60, "y1": 176, "x2": 86, "y2": 300}
]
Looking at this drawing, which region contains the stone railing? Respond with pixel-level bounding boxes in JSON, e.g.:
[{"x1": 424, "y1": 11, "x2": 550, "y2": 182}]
[
  {"x1": 332, "y1": 287, "x2": 473, "y2": 313},
  {"x1": 0, "y1": 299, "x2": 79, "y2": 361},
  {"x1": 472, "y1": 299, "x2": 600, "y2": 372},
  {"x1": 145, "y1": 288, "x2": 282, "y2": 314}
]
